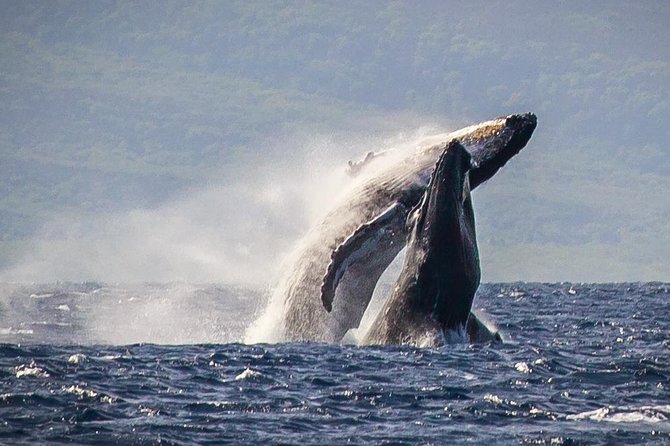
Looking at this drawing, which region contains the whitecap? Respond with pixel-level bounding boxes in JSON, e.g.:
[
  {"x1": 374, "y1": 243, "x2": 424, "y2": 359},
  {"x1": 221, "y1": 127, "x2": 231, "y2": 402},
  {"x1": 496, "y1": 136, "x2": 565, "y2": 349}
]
[
  {"x1": 566, "y1": 405, "x2": 670, "y2": 424},
  {"x1": 62, "y1": 385, "x2": 98, "y2": 399},
  {"x1": 1, "y1": 327, "x2": 34, "y2": 335},
  {"x1": 515, "y1": 362, "x2": 531, "y2": 374},
  {"x1": 15, "y1": 363, "x2": 49, "y2": 378},
  {"x1": 484, "y1": 393, "x2": 504, "y2": 405},
  {"x1": 139, "y1": 406, "x2": 160, "y2": 417},
  {"x1": 235, "y1": 367, "x2": 262, "y2": 381},
  {"x1": 29, "y1": 293, "x2": 54, "y2": 299},
  {"x1": 67, "y1": 353, "x2": 87, "y2": 364}
]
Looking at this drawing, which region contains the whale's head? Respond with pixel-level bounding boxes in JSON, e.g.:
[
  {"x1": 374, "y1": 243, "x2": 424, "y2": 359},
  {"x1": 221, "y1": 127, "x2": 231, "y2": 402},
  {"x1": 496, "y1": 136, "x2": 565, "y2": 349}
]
[{"x1": 458, "y1": 112, "x2": 537, "y2": 189}]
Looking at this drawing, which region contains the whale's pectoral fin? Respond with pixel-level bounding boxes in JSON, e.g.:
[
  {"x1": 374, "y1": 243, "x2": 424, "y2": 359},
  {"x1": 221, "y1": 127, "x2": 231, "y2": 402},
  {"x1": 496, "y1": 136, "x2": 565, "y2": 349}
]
[
  {"x1": 321, "y1": 202, "x2": 409, "y2": 313},
  {"x1": 346, "y1": 150, "x2": 390, "y2": 177},
  {"x1": 404, "y1": 200, "x2": 422, "y2": 234}
]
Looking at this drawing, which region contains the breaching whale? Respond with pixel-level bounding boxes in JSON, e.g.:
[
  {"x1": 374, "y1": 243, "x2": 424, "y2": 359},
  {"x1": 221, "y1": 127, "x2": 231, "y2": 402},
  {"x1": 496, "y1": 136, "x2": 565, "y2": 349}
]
[
  {"x1": 364, "y1": 140, "x2": 481, "y2": 346},
  {"x1": 274, "y1": 113, "x2": 536, "y2": 342}
]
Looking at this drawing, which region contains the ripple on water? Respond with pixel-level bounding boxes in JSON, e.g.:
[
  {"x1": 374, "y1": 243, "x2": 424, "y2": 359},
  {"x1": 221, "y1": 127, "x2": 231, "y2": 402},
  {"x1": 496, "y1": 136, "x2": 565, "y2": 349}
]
[{"x1": 0, "y1": 283, "x2": 668, "y2": 444}]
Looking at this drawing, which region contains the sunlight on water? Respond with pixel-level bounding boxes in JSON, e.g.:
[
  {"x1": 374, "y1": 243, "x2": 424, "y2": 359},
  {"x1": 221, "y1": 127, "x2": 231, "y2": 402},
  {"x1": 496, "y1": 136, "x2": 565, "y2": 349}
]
[{"x1": 0, "y1": 282, "x2": 668, "y2": 444}]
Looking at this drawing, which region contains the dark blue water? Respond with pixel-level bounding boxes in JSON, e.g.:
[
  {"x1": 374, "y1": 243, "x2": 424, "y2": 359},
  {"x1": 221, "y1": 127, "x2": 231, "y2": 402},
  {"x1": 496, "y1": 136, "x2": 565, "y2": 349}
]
[{"x1": 1, "y1": 283, "x2": 668, "y2": 445}]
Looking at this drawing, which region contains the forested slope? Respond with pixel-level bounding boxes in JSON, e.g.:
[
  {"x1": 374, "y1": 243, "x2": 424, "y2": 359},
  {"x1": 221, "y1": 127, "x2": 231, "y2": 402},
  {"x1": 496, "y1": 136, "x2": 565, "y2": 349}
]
[{"x1": 1, "y1": 1, "x2": 668, "y2": 280}]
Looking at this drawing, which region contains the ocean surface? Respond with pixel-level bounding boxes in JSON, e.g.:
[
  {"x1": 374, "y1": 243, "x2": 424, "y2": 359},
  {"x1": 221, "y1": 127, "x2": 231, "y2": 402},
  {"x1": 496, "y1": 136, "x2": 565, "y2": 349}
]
[{"x1": 0, "y1": 282, "x2": 668, "y2": 445}]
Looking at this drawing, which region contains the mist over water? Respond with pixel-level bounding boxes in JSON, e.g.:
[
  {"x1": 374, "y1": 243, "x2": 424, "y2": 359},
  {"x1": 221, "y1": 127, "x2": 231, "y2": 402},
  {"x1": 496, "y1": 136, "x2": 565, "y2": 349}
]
[
  {"x1": 1, "y1": 130, "x2": 424, "y2": 285},
  {"x1": 1, "y1": 155, "x2": 321, "y2": 285},
  {"x1": 1, "y1": 126, "x2": 458, "y2": 344}
]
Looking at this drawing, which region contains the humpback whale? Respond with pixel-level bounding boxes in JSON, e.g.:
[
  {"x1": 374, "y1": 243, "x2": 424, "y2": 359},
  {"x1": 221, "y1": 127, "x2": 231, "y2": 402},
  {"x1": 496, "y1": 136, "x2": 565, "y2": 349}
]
[
  {"x1": 364, "y1": 141, "x2": 480, "y2": 346},
  {"x1": 276, "y1": 113, "x2": 536, "y2": 342}
]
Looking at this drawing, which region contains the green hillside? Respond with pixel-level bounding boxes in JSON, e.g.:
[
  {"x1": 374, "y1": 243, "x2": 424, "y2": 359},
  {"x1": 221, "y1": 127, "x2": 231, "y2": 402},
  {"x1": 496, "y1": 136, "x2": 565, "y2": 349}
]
[{"x1": 1, "y1": 1, "x2": 668, "y2": 281}]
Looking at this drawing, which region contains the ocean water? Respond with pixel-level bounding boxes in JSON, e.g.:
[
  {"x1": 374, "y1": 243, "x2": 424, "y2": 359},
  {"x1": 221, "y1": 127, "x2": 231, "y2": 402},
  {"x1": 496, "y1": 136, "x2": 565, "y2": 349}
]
[{"x1": 0, "y1": 282, "x2": 668, "y2": 445}]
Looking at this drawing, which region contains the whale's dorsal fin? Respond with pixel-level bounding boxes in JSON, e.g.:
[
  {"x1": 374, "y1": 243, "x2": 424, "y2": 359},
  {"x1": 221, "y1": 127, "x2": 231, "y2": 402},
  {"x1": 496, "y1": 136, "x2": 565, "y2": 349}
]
[{"x1": 321, "y1": 202, "x2": 408, "y2": 312}]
